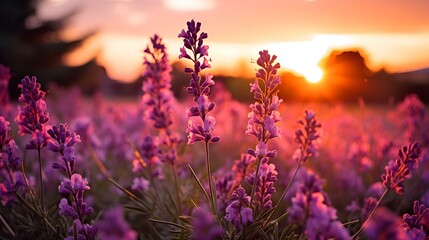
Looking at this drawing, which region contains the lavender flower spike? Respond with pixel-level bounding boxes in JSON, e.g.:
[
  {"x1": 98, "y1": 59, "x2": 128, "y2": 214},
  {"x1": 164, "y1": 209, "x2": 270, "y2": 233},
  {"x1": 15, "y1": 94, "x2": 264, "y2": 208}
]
[
  {"x1": 381, "y1": 142, "x2": 421, "y2": 195},
  {"x1": 293, "y1": 110, "x2": 322, "y2": 164},
  {"x1": 58, "y1": 173, "x2": 96, "y2": 239},
  {"x1": 246, "y1": 50, "x2": 282, "y2": 210},
  {"x1": 0, "y1": 116, "x2": 22, "y2": 205},
  {"x1": 48, "y1": 123, "x2": 81, "y2": 174},
  {"x1": 402, "y1": 201, "x2": 429, "y2": 239},
  {"x1": 96, "y1": 206, "x2": 137, "y2": 240},
  {"x1": 246, "y1": 50, "x2": 282, "y2": 143},
  {"x1": 192, "y1": 207, "x2": 224, "y2": 240},
  {"x1": 178, "y1": 19, "x2": 219, "y2": 144},
  {"x1": 225, "y1": 186, "x2": 254, "y2": 230},
  {"x1": 142, "y1": 34, "x2": 174, "y2": 130},
  {"x1": 16, "y1": 76, "x2": 50, "y2": 150}
]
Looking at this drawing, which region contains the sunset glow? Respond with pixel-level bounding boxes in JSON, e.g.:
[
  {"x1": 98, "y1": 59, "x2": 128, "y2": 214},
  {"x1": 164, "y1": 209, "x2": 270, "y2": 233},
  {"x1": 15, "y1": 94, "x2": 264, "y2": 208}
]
[
  {"x1": 37, "y1": 0, "x2": 429, "y2": 82},
  {"x1": 263, "y1": 35, "x2": 353, "y2": 84}
]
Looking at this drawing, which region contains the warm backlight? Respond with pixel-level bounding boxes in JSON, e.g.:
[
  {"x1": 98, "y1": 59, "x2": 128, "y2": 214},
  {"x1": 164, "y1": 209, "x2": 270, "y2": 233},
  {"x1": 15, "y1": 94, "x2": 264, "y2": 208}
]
[
  {"x1": 304, "y1": 66, "x2": 323, "y2": 83},
  {"x1": 263, "y1": 34, "x2": 354, "y2": 84}
]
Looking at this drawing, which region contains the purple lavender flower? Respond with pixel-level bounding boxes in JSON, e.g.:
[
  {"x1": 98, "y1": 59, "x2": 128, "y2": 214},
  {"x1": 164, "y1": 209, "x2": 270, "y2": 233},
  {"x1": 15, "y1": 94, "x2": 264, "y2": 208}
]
[
  {"x1": 192, "y1": 207, "x2": 224, "y2": 240},
  {"x1": 186, "y1": 116, "x2": 220, "y2": 144},
  {"x1": 65, "y1": 219, "x2": 98, "y2": 240},
  {"x1": 246, "y1": 50, "x2": 282, "y2": 144},
  {"x1": 58, "y1": 173, "x2": 91, "y2": 195},
  {"x1": 96, "y1": 206, "x2": 137, "y2": 240},
  {"x1": 225, "y1": 186, "x2": 254, "y2": 230},
  {"x1": 306, "y1": 193, "x2": 350, "y2": 240},
  {"x1": 381, "y1": 142, "x2": 421, "y2": 195},
  {"x1": 58, "y1": 173, "x2": 96, "y2": 239},
  {"x1": 293, "y1": 110, "x2": 322, "y2": 164},
  {"x1": 402, "y1": 201, "x2": 429, "y2": 237},
  {"x1": 48, "y1": 123, "x2": 96, "y2": 239},
  {"x1": 142, "y1": 34, "x2": 173, "y2": 130},
  {"x1": 288, "y1": 169, "x2": 350, "y2": 239},
  {"x1": 361, "y1": 197, "x2": 378, "y2": 222},
  {"x1": 131, "y1": 177, "x2": 150, "y2": 192},
  {"x1": 16, "y1": 76, "x2": 50, "y2": 150},
  {"x1": 0, "y1": 116, "x2": 23, "y2": 205},
  {"x1": 232, "y1": 153, "x2": 256, "y2": 182},
  {"x1": 0, "y1": 65, "x2": 11, "y2": 109},
  {"x1": 133, "y1": 136, "x2": 163, "y2": 179},
  {"x1": 245, "y1": 50, "x2": 282, "y2": 210},
  {"x1": 48, "y1": 124, "x2": 81, "y2": 174},
  {"x1": 246, "y1": 162, "x2": 277, "y2": 209},
  {"x1": 178, "y1": 19, "x2": 219, "y2": 144},
  {"x1": 215, "y1": 173, "x2": 234, "y2": 212},
  {"x1": 395, "y1": 94, "x2": 427, "y2": 143},
  {"x1": 364, "y1": 207, "x2": 408, "y2": 240}
]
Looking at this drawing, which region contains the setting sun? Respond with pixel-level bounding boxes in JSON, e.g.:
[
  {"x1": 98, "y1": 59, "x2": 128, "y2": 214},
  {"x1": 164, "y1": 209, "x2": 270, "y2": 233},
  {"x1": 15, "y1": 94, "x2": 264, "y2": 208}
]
[
  {"x1": 262, "y1": 34, "x2": 354, "y2": 84},
  {"x1": 304, "y1": 66, "x2": 324, "y2": 83}
]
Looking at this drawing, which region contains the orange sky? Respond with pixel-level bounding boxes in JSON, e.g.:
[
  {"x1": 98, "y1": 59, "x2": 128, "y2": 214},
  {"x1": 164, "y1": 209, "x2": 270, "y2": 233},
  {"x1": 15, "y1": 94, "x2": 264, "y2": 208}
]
[{"x1": 40, "y1": 0, "x2": 429, "y2": 82}]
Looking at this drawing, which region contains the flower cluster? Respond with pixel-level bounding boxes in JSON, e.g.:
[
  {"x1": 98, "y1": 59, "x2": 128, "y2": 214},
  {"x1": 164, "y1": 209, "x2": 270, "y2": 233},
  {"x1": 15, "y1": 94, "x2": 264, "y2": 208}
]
[
  {"x1": 381, "y1": 142, "x2": 421, "y2": 195},
  {"x1": 16, "y1": 76, "x2": 50, "y2": 150},
  {"x1": 48, "y1": 124, "x2": 81, "y2": 175},
  {"x1": 395, "y1": 94, "x2": 427, "y2": 143},
  {"x1": 141, "y1": 34, "x2": 182, "y2": 167},
  {"x1": 48, "y1": 124, "x2": 96, "y2": 239},
  {"x1": 246, "y1": 162, "x2": 278, "y2": 209},
  {"x1": 132, "y1": 136, "x2": 163, "y2": 179},
  {"x1": 364, "y1": 208, "x2": 408, "y2": 240},
  {"x1": 246, "y1": 50, "x2": 282, "y2": 210},
  {"x1": 225, "y1": 187, "x2": 254, "y2": 230},
  {"x1": 246, "y1": 50, "x2": 282, "y2": 144},
  {"x1": 96, "y1": 206, "x2": 137, "y2": 240},
  {"x1": 0, "y1": 116, "x2": 22, "y2": 205},
  {"x1": 293, "y1": 110, "x2": 322, "y2": 164},
  {"x1": 191, "y1": 207, "x2": 223, "y2": 240},
  {"x1": 402, "y1": 201, "x2": 429, "y2": 239},
  {"x1": 178, "y1": 19, "x2": 219, "y2": 144},
  {"x1": 58, "y1": 174, "x2": 97, "y2": 239},
  {"x1": 142, "y1": 34, "x2": 173, "y2": 130},
  {"x1": 288, "y1": 169, "x2": 350, "y2": 240}
]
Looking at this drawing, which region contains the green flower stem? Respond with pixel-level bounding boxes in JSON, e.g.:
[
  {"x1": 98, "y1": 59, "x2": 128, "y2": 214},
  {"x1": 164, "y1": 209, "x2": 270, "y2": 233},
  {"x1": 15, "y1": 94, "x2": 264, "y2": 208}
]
[
  {"x1": 171, "y1": 162, "x2": 182, "y2": 214},
  {"x1": 249, "y1": 155, "x2": 263, "y2": 208},
  {"x1": 205, "y1": 141, "x2": 217, "y2": 216},
  {"x1": 266, "y1": 161, "x2": 302, "y2": 224},
  {"x1": 37, "y1": 147, "x2": 48, "y2": 234},
  {"x1": 352, "y1": 189, "x2": 388, "y2": 239},
  {"x1": 0, "y1": 213, "x2": 15, "y2": 237}
]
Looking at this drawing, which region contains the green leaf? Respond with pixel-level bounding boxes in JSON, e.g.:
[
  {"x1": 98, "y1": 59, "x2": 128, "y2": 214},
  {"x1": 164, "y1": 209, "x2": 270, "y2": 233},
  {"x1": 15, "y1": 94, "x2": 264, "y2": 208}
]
[
  {"x1": 257, "y1": 227, "x2": 271, "y2": 240},
  {"x1": 148, "y1": 218, "x2": 186, "y2": 230},
  {"x1": 188, "y1": 164, "x2": 210, "y2": 203}
]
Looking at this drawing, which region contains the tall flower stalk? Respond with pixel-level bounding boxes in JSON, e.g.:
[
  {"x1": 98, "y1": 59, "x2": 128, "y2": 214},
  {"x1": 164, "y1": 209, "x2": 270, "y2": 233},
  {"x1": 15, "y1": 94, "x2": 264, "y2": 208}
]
[
  {"x1": 178, "y1": 19, "x2": 220, "y2": 215},
  {"x1": 268, "y1": 110, "x2": 321, "y2": 222},
  {"x1": 245, "y1": 50, "x2": 282, "y2": 211},
  {"x1": 48, "y1": 123, "x2": 97, "y2": 239},
  {"x1": 142, "y1": 34, "x2": 182, "y2": 213},
  {"x1": 353, "y1": 142, "x2": 421, "y2": 238},
  {"x1": 16, "y1": 76, "x2": 50, "y2": 228},
  {"x1": 0, "y1": 116, "x2": 22, "y2": 206}
]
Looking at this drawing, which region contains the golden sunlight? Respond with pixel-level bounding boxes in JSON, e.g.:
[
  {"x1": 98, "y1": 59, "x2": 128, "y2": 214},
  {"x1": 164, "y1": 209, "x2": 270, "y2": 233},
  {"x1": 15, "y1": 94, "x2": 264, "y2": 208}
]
[
  {"x1": 304, "y1": 66, "x2": 324, "y2": 83},
  {"x1": 262, "y1": 34, "x2": 354, "y2": 84}
]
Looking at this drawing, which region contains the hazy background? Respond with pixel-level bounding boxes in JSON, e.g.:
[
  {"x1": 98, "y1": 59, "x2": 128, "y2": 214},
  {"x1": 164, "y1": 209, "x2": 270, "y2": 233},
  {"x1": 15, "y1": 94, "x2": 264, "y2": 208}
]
[{"x1": 2, "y1": 0, "x2": 429, "y2": 102}]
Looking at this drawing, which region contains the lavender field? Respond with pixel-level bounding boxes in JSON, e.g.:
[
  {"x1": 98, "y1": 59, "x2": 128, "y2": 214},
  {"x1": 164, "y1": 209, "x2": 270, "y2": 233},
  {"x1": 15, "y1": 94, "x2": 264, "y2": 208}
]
[{"x1": 1, "y1": 20, "x2": 429, "y2": 240}]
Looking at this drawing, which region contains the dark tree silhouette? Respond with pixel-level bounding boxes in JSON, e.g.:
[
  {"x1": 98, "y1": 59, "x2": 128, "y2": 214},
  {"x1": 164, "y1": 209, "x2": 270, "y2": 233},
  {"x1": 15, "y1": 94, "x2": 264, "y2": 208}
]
[
  {"x1": 320, "y1": 50, "x2": 373, "y2": 101},
  {"x1": 0, "y1": 0, "x2": 103, "y2": 99}
]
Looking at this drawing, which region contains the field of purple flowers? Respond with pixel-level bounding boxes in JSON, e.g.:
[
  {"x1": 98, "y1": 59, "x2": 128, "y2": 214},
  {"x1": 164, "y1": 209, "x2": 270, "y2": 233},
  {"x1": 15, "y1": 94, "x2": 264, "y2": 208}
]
[{"x1": 1, "y1": 20, "x2": 429, "y2": 240}]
